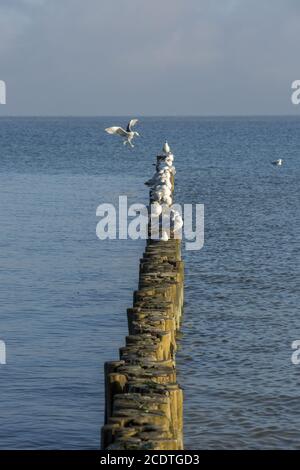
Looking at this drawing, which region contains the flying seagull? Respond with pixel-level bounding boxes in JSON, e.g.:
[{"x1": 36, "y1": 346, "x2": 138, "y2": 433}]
[{"x1": 105, "y1": 119, "x2": 139, "y2": 148}]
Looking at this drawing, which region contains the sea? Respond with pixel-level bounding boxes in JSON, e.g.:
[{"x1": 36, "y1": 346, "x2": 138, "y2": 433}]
[{"x1": 0, "y1": 116, "x2": 299, "y2": 449}]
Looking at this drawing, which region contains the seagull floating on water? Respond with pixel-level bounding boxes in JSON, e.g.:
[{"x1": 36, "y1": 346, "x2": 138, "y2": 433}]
[
  {"x1": 105, "y1": 119, "x2": 139, "y2": 148},
  {"x1": 272, "y1": 159, "x2": 283, "y2": 166}
]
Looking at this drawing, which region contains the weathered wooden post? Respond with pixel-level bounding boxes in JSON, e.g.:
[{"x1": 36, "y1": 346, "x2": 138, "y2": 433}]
[{"x1": 101, "y1": 146, "x2": 184, "y2": 450}]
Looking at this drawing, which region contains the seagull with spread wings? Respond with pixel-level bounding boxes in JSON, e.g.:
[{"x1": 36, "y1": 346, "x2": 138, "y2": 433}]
[{"x1": 105, "y1": 119, "x2": 140, "y2": 148}]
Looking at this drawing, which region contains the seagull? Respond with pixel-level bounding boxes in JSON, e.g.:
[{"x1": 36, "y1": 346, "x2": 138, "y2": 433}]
[
  {"x1": 161, "y1": 231, "x2": 169, "y2": 242},
  {"x1": 152, "y1": 187, "x2": 172, "y2": 198},
  {"x1": 151, "y1": 188, "x2": 166, "y2": 201},
  {"x1": 105, "y1": 119, "x2": 139, "y2": 148},
  {"x1": 157, "y1": 163, "x2": 176, "y2": 175},
  {"x1": 171, "y1": 210, "x2": 183, "y2": 232},
  {"x1": 161, "y1": 195, "x2": 172, "y2": 206},
  {"x1": 151, "y1": 184, "x2": 173, "y2": 204},
  {"x1": 272, "y1": 159, "x2": 283, "y2": 166},
  {"x1": 164, "y1": 157, "x2": 174, "y2": 167},
  {"x1": 145, "y1": 171, "x2": 168, "y2": 187},
  {"x1": 145, "y1": 170, "x2": 172, "y2": 188},
  {"x1": 163, "y1": 141, "x2": 171, "y2": 154},
  {"x1": 150, "y1": 201, "x2": 163, "y2": 217},
  {"x1": 155, "y1": 182, "x2": 172, "y2": 192}
]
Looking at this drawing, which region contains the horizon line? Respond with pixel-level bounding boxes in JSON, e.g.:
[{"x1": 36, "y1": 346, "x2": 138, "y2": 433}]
[{"x1": 0, "y1": 113, "x2": 300, "y2": 118}]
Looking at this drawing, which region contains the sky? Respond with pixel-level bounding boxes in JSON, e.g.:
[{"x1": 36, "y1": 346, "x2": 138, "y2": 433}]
[{"x1": 0, "y1": 0, "x2": 300, "y2": 116}]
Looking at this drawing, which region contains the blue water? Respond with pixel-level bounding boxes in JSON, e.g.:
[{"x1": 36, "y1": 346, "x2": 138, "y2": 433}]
[{"x1": 0, "y1": 117, "x2": 299, "y2": 449}]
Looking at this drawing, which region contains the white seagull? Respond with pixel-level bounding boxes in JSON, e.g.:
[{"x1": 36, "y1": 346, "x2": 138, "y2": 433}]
[
  {"x1": 163, "y1": 141, "x2": 171, "y2": 154},
  {"x1": 152, "y1": 186, "x2": 172, "y2": 198},
  {"x1": 157, "y1": 163, "x2": 176, "y2": 175},
  {"x1": 161, "y1": 231, "x2": 169, "y2": 242},
  {"x1": 145, "y1": 170, "x2": 167, "y2": 187},
  {"x1": 272, "y1": 159, "x2": 283, "y2": 166},
  {"x1": 145, "y1": 170, "x2": 172, "y2": 188},
  {"x1": 161, "y1": 195, "x2": 172, "y2": 206},
  {"x1": 171, "y1": 210, "x2": 183, "y2": 233},
  {"x1": 105, "y1": 119, "x2": 139, "y2": 148},
  {"x1": 165, "y1": 157, "x2": 174, "y2": 167},
  {"x1": 150, "y1": 201, "x2": 163, "y2": 217}
]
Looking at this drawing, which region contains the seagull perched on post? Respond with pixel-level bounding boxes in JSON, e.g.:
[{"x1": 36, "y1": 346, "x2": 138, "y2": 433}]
[
  {"x1": 163, "y1": 141, "x2": 171, "y2": 154},
  {"x1": 105, "y1": 119, "x2": 139, "y2": 148}
]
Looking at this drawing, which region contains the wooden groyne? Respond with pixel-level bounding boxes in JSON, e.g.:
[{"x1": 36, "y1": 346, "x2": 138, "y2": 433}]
[{"x1": 101, "y1": 147, "x2": 184, "y2": 450}]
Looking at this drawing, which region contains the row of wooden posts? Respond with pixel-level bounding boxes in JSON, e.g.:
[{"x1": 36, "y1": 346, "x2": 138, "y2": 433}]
[{"x1": 101, "y1": 151, "x2": 184, "y2": 450}]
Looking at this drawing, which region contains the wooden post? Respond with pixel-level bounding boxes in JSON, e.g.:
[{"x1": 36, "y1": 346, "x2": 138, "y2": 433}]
[{"x1": 101, "y1": 148, "x2": 184, "y2": 450}]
